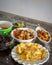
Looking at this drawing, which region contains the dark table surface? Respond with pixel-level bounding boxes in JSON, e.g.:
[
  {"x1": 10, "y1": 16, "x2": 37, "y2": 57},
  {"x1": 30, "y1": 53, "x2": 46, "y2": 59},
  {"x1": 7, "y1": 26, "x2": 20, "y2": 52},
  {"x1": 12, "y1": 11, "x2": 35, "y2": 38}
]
[{"x1": 0, "y1": 11, "x2": 52, "y2": 65}]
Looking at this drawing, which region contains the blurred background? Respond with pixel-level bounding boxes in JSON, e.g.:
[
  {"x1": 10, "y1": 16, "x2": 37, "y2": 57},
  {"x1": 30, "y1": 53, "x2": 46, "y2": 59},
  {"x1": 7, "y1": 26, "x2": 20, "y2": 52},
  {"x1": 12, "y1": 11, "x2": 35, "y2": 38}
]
[{"x1": 0, "y1": 0, "x2": 52, "y2": 23}]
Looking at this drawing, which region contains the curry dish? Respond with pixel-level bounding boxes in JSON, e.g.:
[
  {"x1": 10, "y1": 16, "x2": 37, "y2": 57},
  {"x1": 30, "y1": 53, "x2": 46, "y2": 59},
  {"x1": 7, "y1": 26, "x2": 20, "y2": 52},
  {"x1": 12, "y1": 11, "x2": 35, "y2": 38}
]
[
  {"x1": 37, "y1": 30, "x2": 50, "y2": 41},
  {"x1": 13, "y1": 29, "x2": 34, "y2": 40}
]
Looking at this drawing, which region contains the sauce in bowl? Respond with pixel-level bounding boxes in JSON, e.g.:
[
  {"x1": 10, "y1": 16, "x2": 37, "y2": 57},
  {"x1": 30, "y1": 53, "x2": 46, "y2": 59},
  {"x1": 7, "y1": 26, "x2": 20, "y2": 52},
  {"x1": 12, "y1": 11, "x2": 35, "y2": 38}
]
[{"x1": 0, "y1": 23, "x2": 11, "y2": 29}]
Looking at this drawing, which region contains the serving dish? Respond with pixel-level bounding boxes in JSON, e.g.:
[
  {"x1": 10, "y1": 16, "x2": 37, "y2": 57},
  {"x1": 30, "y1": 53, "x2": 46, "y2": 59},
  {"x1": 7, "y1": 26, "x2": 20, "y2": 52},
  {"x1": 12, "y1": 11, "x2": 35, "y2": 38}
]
[
  {"x1": 11, "y1": 42, "x2": 49, "y2": 65},
  {"x1": 13, "y1": 21, "x2": 26, "y2": 28},
  {"x1": 35, "y1": 26, "x2": 51, "y2": 44},
  {"x1": 11, "y1": 28, "x2": 37, "y2": 42},
  {"x1": 0, "y1": 20, "x2": 13, "y2": 35}
]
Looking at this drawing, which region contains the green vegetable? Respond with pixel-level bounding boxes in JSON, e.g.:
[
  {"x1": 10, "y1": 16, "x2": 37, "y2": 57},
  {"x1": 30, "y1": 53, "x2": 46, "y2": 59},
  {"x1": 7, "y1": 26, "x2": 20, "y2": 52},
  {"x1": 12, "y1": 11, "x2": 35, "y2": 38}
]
[{"x1": 13, "y1": 21, "x2": 26, "y2": 28}]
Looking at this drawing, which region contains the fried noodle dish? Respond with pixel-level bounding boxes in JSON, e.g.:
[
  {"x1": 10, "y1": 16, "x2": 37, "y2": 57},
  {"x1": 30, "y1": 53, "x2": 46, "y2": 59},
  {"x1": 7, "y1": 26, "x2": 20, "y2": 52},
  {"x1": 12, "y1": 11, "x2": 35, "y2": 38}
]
[{"x1": 16, "y1": 42, "x2": 47, "y2": 62}]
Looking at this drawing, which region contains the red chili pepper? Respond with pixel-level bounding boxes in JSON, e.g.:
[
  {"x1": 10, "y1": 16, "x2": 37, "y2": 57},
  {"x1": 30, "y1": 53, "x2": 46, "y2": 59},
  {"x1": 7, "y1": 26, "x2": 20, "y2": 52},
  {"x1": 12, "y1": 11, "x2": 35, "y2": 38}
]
[{"x1": 13, "y1": 30, "x2": 17, "y2": 36}]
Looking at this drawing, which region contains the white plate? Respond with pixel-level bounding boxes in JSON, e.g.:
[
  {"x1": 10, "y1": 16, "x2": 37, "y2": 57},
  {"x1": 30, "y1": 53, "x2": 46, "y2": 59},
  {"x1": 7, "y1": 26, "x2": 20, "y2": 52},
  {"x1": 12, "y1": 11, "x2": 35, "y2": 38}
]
[
  {"x1": 11, "y1": 28, "x2": 37, "y2": 42},
  {"x1": 35, "y1": 26, "x2": 51, "y2": 44},
  {"x1": 11, "y1": 44, "x2": 50, "y2": 65}
]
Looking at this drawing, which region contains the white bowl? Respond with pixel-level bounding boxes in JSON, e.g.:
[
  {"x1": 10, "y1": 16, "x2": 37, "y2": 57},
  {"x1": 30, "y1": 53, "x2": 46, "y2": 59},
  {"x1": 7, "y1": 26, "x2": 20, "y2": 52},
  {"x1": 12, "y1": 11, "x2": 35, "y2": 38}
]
[
  {"x1": 11, "y1": 44, "x2": 50, "y2": 65},
  {"x1": 0, "y1": 20, "x2": 13, "y2": 35},
  {"x1": 11, "y1": 28, "x2": 37, "y2": 42},
  {"x1": 35, "y1": 26, "x2": 51, "y2": 44}
]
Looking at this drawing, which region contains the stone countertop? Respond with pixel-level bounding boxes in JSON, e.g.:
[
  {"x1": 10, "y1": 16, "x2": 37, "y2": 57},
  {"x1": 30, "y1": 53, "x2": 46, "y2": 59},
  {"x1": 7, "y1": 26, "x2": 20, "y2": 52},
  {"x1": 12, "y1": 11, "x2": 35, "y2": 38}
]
[
  {"x1": 0, "y1": 11, "x2": 52, "y2": 65},
  {"x1": 0, "y1": 11, "x2": 52, "y2": 33}
]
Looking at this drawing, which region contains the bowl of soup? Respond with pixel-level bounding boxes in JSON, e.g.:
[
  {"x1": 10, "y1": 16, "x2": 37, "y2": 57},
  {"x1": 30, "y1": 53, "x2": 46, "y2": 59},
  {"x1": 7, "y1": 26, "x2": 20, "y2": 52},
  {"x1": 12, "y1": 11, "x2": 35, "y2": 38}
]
[{"x1": 0, "y1": 21, "x2": 13, "y2": 35}]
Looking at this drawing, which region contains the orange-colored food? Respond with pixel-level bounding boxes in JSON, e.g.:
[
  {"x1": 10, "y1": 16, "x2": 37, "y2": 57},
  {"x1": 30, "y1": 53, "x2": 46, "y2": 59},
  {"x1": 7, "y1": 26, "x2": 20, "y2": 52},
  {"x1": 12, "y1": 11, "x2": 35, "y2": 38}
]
[
  {"x1": 13, "y1": 29, "x2": 34, "y2": 40},
  {"x1": 37, "y1": 30, "x2": 50, "y2": 41}
]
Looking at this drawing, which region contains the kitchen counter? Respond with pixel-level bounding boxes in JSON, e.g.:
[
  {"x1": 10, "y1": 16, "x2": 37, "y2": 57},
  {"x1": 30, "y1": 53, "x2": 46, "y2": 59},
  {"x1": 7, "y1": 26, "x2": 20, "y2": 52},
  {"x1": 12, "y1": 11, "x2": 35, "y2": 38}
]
[{"x1": 0, "y1": 11, "x2": 52, "y2": 65}]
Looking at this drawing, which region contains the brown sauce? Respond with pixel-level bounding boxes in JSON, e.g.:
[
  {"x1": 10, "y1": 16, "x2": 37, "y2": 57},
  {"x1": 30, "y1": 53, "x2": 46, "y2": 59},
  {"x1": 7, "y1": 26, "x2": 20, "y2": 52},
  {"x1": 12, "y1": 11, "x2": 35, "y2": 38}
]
[{"x1": 0, "y1": 24, "x2": 10, "y2": 29}]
